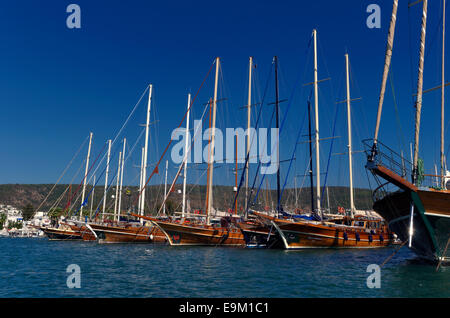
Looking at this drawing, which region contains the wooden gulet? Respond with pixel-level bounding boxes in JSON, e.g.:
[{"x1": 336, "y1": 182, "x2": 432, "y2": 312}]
[
  {"x1": 133, "y1": 57, "x2": 246, "y2": 247},
  {"x1": 247, "y1": 31, "x2": 394, "y2": 249},
  {"x1": 84, "y1": 85, "x2": 166, "y2": 244},
  {"x1": 366, "y1": 0, "x2": 450, "y2": 263}
]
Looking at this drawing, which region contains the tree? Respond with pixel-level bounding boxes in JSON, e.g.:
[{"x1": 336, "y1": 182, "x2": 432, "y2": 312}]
[
  {"x1": 0, "y1": 213, "x2": 6, "y2": 230},
  {"x1": 22, "y1": 204, "x2": 35, "y2": 221}
]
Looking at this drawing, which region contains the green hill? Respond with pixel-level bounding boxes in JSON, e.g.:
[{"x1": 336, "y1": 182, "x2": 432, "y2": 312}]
[{"x1": 0, "y1": 183, "x2": 374, "y2": 215}]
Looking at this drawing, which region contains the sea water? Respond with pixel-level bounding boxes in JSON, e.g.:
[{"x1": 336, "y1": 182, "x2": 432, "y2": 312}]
[{"x1": 0, "y1": 237, "x2": 448, "y2": 298}]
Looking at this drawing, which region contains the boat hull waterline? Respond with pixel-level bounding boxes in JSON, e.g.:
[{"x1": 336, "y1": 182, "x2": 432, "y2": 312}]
[{"x1": 253, "y1": 212, "x2": 394, "y2": 249}]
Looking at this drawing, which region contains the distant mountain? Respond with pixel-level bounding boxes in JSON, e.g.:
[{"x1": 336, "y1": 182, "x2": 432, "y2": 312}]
[{"x1": 0, "y1": 184, "x2": 374, "y2": 214}]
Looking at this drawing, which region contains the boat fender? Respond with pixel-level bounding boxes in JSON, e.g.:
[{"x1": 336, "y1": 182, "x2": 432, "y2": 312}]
[
  {"x1": 343, "y1": 232, "x2": 348, "y2": 241},
  {"x1": 379, "y1": 234, "x2": 384, "y2": 242},
  {"x1": 355, "y1": 232, "x2": 360, "y2": 242},
  {"x1": 368, "y1": 234, "x2": 373, "y2": 243}
]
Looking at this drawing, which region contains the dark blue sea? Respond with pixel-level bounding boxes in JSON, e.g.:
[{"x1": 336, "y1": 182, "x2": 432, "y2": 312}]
[{"x1": 0, "y1": 237, "x2": 448, "y2": 298}]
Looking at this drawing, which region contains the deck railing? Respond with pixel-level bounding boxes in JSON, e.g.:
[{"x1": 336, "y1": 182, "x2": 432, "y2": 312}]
[{"x1": 363, "y1": 139, "x2": 446, "y2": 190}]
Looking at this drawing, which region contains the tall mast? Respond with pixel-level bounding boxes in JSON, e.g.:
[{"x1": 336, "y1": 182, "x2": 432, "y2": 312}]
[
  {"x1": 410, "y1": 0, "x2": 428, "y2": 249},
  {"x1": 413, "y1": 0, "x2": 428, "y2": 184},
  {"x1": 102, "y1": 139, "x2": 112, "y2": 221},
  {"x1": 206, "y1": 57, "x2": 220, "y2": 225},
  {"x1": 235, "y1": 135, "x2": 238, "y2": 214},
  {"x1": 141, "y1": 84, "x2": 153, "y2": 221},
  {"x1": 89, "y1": 175, "x2": 96, "y2": 218},
  {"x1": 182, "y1": 93, "x2": 191, "y2": 218},
  {"x1": 274, "y1": 56, "x2": 281, "y2": 215},
  {"x1": 114, "y1": 151, "x2": 122, "y2": 220},
  {"x1": 312, "y1": 29, "x2": 322, "y2": 216},
  {"x1": 441, "y1": 0, "x2": 446, "y2": 187},
  {"x1": 138, "y1": 147, "x2": 144, "y2": 214},
  {"x1": 294, "y1": 176, "x2": 298, "y2": 209},
  {"x1": 345, "y1": 53, "x2": 355, "y2": 217},
  {"x1": 117, "y1": 138, "x2": 126, "y2": 222},
  {"x1": 245, "y1": 56, "x2": 253, "y2": 214},
  {"x1": 326, "y1": 186, "x2": 330, "y2": 213},
  {"x1": 372, "y1": 0, "x2": 399, "y2": 154},
  {"x1": 307, "y1": 100, "x2": 315, "y2": 213},
  {"x1": 163, "y1": 160, "x2": 168, "y2": 216},
  {"x1": 80, "y1": 132, "x2": 93, "y2": 221}
]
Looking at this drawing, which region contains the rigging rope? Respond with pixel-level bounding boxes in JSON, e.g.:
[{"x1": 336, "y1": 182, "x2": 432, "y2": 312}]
[
  {"x1": 131, "y1": 59, "x2": 216, "y2": 209},
  {"x1": 35, "y1": 135, "x2": 89, "y2": 213}
]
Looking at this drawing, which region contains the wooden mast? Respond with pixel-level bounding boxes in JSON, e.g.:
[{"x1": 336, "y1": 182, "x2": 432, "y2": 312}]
[
  {"x1": 80, "y1": 132, "x2": 93, "y2": 221},
  {"x1": 307, "y1": 100, "x2": 315, "y2": 213},
  {"x1": 90, "y1": 175, "x2": 95, "y2": 218},
  {"x1": 140, "y1": 84, "x2": 153, "y2": 223},
  {"x1": 441, "y1": 0, "x2": 446, "y2": 188},
  {"x1": 117, "y1": 138, "x2": 126, "y2": 221},
  {"x1": 345, "y1": 53, "x2": 355, "y2": 217},
  {"x1": 235, "y1": 135, "x2": 238, "y2": 214},
  {"x1": 410, "y1": 0, "x2": 428, "y2": 248},
  {"x1": 163, "y1": 160, "x2": 168, "y2": 216},
  {"x1": 114, "y1": 151, "x2": 122, "y2": 220},
  {"x1": 138, "y1": 147, "x2": 144, "y2": 214},
  {"x1": 206, "y1": 57, "x2": 220, "y2": 225},
  {"x1": 274, "y1": 56, "x2": 281, "y2": 215},
  {"x1": 182, "y1": 93, "x2": 191, "y2": 218},
  {"x1": 312, "y1": 29, "x2": 322, "y2": 217},
  {"x1": 413, "y1": 0, "x2": 428, "y2": 184},
  {"x1": 245, "y1": 57, "x2": 253, "y2": 214},
  {"x1": 372, "y1": 0, "x2": 399, "y2": 155},
  {"x1": 102, "y1": 139, "x2": 112, "y2": 221}
]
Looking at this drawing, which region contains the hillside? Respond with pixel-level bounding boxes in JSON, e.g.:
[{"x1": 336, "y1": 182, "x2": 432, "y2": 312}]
[{"x1": 0, "y1": 183, "x2": 374, "y2": 214}]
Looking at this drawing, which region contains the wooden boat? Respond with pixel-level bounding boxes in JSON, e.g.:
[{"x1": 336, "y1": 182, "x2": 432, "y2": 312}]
[
  {"x1": 132, "y1": 58, "x2": 247, "y2": 247},
  {"x1": 237, "y1": 217, "x2": 282, "y2": 248},
  {"x1": 132, "y1": 214, "x2": 245, "y2": 246},
  {"x1": 87, "y1": 221, "x2": 166, "y2": 243},
  {"x1": 369, "y1": 183, "x2": 450, "y2": 262},
  {"x1": 64, "y1": 222, "x2": 97, "y2": 241},
  {"x1": 252, "y1": 211, "x2": 393, "y2": 249},
  {"x1": 365, "y1": 0, "x2": 449, "y2": 263},
  {"x1": 40, "y1": 225, "x2": 82, "y2": 241}
]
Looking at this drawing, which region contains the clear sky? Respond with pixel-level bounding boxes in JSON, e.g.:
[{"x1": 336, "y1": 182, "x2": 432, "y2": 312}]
[{"x1": 0, "y1": 0, "x2": 448, "y2": 194}]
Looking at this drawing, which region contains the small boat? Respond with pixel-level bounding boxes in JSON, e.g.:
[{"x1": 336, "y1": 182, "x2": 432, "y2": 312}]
[{"x1": 40, "y1": 224, "x2": 83, "y2": 241}]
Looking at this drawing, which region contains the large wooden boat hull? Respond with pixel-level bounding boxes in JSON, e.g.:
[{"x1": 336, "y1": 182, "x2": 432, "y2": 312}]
[
  {"x1": 88, "y1": 223, "x2": 166, "y2": 244},
  {"x1": 373, "y1": 189, "x2": 450, "y2": 262},
  {"x1": 65, "y1": 223, "x2": 97, "y2": 241},
  {"x1": 253, "y1": 212, "x2": 393, "y2": 249},
  {"x1": 40, "y1": 227, "x2": 82, "y2": 241},
  {"x1": 132, "y1": 214, "x2": 246, "y2": 247},
  {"x1": 237, "y1": 221, "x2": 282, "y2": 248}
]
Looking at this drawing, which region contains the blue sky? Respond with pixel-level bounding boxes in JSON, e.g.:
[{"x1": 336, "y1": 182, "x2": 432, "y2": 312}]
[{"x1": 0, "y1": 0, "x2": 448, "y2": 195}]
